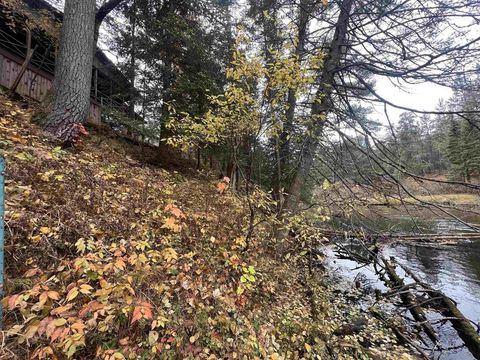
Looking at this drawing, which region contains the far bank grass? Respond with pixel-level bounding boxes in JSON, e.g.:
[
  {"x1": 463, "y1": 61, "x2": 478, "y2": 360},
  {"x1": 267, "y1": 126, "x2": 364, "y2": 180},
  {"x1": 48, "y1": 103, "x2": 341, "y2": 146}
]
[{"x1": 369, "y1": 193, "x2": 480, "y2": 206}]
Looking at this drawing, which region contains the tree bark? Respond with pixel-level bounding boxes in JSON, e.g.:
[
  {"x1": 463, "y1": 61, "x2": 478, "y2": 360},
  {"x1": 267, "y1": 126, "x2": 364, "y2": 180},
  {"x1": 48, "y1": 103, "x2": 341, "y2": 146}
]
[
  {"x1": 275, "y1": 0, "x2": 311, "y2": 209},
  {"x1": 45, "y1": 0, "x2": 96, "y2": 144},
  {"x1": 128, "y1": 0, "x2": 137, "y2": 119},
  {"x1": 284, "y1": 0, "x2": 355, "y2": 211}
]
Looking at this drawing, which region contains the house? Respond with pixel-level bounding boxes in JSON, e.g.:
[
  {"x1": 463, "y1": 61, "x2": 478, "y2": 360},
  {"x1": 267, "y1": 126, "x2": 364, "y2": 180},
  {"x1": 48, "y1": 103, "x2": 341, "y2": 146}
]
[{"x1": 0, "y1": 0, "x2": 134, "y2": 126}]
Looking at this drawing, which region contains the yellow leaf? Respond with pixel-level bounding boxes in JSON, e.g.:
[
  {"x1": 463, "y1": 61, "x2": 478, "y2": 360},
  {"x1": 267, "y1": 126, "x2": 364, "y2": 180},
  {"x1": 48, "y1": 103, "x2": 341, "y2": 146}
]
[
  {"x1": 48, "y1": 291, "x2": 60, "y2": 300},
  {"x1": 79, "y1": 284, "x2": 93, "y2": 294},
  {"x1": 161, "y1": 217, "x2": 182, "y2": 232},
  {"x1": 40, "y1": 227, "x2": 51, "y2": 235},
  {"x1": 189, "y1": 333, "x2": 199, "y2": 343},
  {"x1": 24, "y1": 323, "x2": 39, "y2": 339},
  {"x1": 304, "y1": 343, "x2": 312, "y2": 352},
  {"x1": 162, "y1": 248, "x2": 178, "y2": 263},
  {"x1": 322, "y1": 179, "x2": 331, "y2": 190},
  {"x1": 66, "y1": 287, "x2": 79, "y2": 302},
  {"x1": 54, "y1": 318, "x2": 67, "y2": 326},
  {"x1": 148, "y1": 331, "x2": 159, "y2": 345},
  {"x1": 30, "y1": 235, "x2": 41, "y2": 242},
  {"x1": 75, "y1": 239, "x2": 86, "y2": 253}
]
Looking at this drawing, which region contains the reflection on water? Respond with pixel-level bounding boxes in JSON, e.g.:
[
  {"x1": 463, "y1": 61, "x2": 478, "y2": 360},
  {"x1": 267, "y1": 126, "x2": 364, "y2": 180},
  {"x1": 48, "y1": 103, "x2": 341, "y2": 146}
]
[{"x1": 330, "y1": 209, "x2": 480, "y2": 234}]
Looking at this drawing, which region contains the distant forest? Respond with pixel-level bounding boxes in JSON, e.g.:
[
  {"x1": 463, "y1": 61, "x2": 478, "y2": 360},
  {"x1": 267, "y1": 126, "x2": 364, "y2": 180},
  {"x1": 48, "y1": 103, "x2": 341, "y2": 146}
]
[{"x1": 318, "y1": 85, "x2": 480, "y2": 185}]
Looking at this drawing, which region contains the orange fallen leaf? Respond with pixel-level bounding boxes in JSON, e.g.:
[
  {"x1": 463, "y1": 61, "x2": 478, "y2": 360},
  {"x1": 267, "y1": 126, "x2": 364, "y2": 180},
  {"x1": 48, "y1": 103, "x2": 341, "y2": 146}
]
[
  {"x1": 164, "y1": 204, "x2": 186, "y2": 219},
  {"x1": 217, "y1": 182, "x2": 227, "y2": 194}
]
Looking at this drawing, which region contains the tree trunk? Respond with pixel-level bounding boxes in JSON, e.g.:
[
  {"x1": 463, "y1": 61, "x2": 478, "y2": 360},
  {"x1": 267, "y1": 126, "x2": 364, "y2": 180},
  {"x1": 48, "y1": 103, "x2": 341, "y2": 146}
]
[
  {"x1": 284, "y1": 0, "x2": 355, "y2": 211},
  {"x1": 257, "y1": 0, "x2": 283, "y2": 204},
  {"x1": 10, "y1": 28, "x2": 37, "y2": 95},
  {"x1": 128, "y1": 0, "x2": 137, "y2": 119},
  {"x1": 45, "y1": 0, "x2": 96, "y2": 144},
  {"x1": 277, "y1": 0, "x2": 311, "y2": 208}
]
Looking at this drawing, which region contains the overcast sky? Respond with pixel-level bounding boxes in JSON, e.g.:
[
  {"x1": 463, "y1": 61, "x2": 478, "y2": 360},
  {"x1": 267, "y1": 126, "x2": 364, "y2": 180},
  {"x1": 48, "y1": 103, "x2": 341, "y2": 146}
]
[{"x1": 372, "y1": 77, "x2": 453, "y2": 125}]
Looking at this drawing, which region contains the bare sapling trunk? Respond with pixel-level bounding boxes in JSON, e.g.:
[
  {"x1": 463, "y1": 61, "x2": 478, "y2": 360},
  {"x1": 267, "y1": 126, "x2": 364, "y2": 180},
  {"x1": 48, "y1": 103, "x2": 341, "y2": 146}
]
[
  {"x1": 284, "y1": 0, "x2": 355, "y2": 211},
  {"x1": 276, "y1": 0, "x2": 311, "y2": 211},
  {"x1": 45, "y1": 0, "x2": 96, "y2": 145}
]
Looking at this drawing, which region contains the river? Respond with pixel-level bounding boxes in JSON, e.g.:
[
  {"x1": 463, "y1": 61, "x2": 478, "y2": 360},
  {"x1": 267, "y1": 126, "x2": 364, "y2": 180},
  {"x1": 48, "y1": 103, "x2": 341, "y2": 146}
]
[{"x1": 326, "y1": 215, "x2": 480, "y2": 359}]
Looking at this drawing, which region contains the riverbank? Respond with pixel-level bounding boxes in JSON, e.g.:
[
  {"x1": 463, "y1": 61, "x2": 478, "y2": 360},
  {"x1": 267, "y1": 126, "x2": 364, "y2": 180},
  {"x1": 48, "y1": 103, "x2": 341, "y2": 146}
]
[
  {"x1": 0, "y1": 95, "x2": 417, "y2": 359},
  {"x1": 314, "y1": 177, "x2": 480, "y2": 223}
]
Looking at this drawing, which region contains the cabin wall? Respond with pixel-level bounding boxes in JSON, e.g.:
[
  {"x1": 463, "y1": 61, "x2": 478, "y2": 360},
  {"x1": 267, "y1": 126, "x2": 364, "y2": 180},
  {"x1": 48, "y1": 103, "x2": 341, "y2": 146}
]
[{"x1": 0, "y1": 49, "x2": 101, "y2": 125}]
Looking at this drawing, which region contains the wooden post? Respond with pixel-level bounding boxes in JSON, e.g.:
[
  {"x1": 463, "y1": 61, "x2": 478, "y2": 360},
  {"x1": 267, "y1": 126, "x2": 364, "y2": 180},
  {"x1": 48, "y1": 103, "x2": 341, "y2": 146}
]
[
  {"x1": 10, "y1": 28, "x2": 37, "y2": 95},
  {"x1": 94, "y1": 68, "x2": 98, "y2": 101}
]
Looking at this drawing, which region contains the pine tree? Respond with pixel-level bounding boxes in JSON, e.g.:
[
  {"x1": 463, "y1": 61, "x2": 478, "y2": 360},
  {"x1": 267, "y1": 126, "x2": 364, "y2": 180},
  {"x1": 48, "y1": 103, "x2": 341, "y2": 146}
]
[
  {"x1": 447, "y1": 120, "x2": 470, "y2": 181},
  {"x1": 462, "y1": 120, "x2": 480, "y2": 179}
]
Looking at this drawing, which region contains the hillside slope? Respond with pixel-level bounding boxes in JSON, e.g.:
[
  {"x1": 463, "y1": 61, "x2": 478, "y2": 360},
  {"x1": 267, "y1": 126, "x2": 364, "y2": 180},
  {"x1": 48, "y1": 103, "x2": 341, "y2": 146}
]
[{"x1": 0, "y1": 94, "x2": 414, "y2": 359}]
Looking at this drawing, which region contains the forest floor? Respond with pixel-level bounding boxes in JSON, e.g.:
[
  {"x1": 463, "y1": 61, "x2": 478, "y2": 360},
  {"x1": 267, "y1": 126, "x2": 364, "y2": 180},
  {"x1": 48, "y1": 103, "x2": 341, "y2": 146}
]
[{"x1": 0, "y1": 94, "x2": 416, "y2": 359}]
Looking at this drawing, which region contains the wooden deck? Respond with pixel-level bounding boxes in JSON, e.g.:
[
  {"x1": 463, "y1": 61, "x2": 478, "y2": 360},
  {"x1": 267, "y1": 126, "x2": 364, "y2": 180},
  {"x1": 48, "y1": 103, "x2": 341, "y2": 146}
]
[{"x1": 0, "y1": 47, "x2": 102, "y2": 125}]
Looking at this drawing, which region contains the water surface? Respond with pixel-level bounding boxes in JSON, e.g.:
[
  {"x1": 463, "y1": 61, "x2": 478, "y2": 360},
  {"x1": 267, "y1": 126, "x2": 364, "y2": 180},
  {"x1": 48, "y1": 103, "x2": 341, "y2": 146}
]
[{"x1": 326, "y1": 215, "x2": 480, "y2": 359}]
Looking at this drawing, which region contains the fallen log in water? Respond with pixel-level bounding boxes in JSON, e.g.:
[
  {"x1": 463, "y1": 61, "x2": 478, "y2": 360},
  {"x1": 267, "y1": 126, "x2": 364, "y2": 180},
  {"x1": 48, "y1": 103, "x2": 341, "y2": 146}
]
[
  {"x1": 319, "y1": 226, "x2": 480, "y2": 243},
  {"x1": 391, "y1": 232, "x2": 480, "y2": 239},
  {"x1": 398, "y1": 263, "x2": 480, "y2": 359},
  {"x1": 381, "y1": 258, "x2": 439, "y2": 343},
  {"x1": 390, "y1": 233, "x2": 480, "y2": 241}
]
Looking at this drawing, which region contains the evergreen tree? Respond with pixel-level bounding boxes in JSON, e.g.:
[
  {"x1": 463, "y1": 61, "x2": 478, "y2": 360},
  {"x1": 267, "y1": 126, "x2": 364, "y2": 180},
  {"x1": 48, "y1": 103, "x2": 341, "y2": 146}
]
[
  {"x1": 395, "y1": 113, "x2": 423, "y2": 174},
  {"x1": 110, "y1": 0, "x2": 233, "y2": 141}
]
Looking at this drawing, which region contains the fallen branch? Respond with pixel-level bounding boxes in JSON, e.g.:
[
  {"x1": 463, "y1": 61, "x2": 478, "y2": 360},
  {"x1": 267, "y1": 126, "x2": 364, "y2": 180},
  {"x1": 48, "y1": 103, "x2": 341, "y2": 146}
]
[{"x1": 369, "y1": 310, "x2": 431, "y2": 360}]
